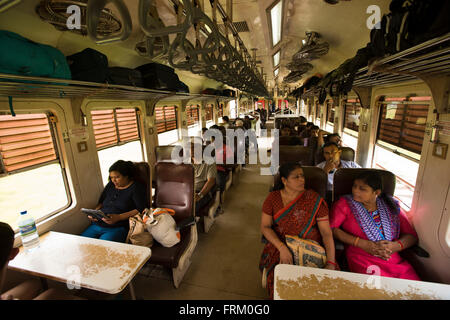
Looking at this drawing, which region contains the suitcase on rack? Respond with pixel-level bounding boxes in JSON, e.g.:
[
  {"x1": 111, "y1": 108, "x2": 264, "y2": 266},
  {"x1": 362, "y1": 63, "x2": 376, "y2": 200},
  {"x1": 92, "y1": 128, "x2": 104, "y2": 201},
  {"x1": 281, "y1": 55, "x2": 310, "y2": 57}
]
[
  {"x1": 135, "y1": 63, "x2": 180, "y2": 91},
  {"x1": 176, "y1": 80, "x2": 189, "y2": 93},
  {"x1": 66, "y1": 48, "x2": 108, "y2": 83},
  {"x1": 0, "y1": 30, "x2": 71, "y2": 81},
  {"x1": 107, "y1": 67, "x2": 143, "y2": 87},
  {"x1": 221, "y1": 89, "x2": 236, "y2": 97}
]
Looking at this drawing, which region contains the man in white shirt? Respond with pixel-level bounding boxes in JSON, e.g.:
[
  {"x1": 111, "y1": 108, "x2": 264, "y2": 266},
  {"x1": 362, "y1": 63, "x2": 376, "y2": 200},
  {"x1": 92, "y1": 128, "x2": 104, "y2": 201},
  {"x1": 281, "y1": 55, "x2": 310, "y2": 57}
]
[{"x1": 316, "y1": 142, "x2": 361, "y2": 203}]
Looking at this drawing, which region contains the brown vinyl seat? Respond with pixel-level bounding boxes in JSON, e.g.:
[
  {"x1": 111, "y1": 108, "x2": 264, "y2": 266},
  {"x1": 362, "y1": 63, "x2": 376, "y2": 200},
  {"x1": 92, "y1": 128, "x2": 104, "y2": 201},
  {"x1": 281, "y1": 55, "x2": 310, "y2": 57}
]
[
  {"x1": 332, "y1": 168, "x2": 396, "y2": 202},
  {"x1": 278, "y1": 136, "x2": 303, "y2": 146},
  {"x1": 133, "y1": 162, "x2": 151, "y2": 206},
  {"x1": 278, "y1": 145, "x2": 314, "y2": 166},
  {"x1": 147, "y1": 162, "x2": 197, "y2": 288},
  {"x1": 315, "y1": 146, "x2": 355, "y2": 165},
  {"x1": 271, "y1": 166, "x2": 327, "y2": 199},
  {"x1": 155, "y1": 145, "x2": 183, "y2": 163}
]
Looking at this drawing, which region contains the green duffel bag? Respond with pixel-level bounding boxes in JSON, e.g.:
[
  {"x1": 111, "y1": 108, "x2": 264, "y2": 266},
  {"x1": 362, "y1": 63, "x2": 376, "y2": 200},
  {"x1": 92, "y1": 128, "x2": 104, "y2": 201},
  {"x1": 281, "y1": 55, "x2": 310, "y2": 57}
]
[{"x1": 0, "y1": 30, "x2": 71, "y2": 80}]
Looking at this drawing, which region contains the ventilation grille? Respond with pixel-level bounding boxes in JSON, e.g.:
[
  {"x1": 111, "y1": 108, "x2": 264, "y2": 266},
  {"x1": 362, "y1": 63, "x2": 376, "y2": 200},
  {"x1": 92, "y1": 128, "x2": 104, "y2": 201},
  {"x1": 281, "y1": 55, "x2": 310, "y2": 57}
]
[{"x1": 218, "y1": 21, "x2": 250, "y2": 33}]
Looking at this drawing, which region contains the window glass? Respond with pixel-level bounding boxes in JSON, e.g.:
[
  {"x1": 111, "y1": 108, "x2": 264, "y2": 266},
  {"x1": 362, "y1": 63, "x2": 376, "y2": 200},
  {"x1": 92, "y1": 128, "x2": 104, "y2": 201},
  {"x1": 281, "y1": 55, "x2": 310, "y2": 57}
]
[
  {"x1": 91, "y1": 108, "x2": 143, "y2": 186},
  {"x1": 0, "y1": 113, "x2": 70, "y2": 230}
]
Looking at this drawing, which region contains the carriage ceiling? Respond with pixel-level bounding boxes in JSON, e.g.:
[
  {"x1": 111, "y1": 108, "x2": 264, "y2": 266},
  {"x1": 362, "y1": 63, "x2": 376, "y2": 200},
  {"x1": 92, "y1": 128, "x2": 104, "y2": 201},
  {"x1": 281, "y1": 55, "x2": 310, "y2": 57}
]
[{"x1": 0, "y1": 0, "x2": 391, "y2": 96}]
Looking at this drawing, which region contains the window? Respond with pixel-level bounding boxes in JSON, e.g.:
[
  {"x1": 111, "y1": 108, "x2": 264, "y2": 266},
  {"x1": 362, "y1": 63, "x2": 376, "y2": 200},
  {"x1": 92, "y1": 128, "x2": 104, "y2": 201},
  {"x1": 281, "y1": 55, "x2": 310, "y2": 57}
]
[
  {"x1": 342, "y1": 99, "x2": 361, "y2": 150},
  {"x1": 229, "y1": 100, "x2": 237, "y2": 119},
  {"x1": 274, "y1": 68, "x2": 279, "y2": 78},
  {"x1": 186, "y1": 105, "x2": 200, "y2": 136},
  {"x1": 0, "y1": 113, "x2": 70, "y2": 230},
  {"x1": 268, "y1": 0, "x2": 283, "y2": 47},
  {"x1": 155, "y1": 105, "x2": 178, "y2": 145},
  {"x1": 373, "y1": 96, "x2": 431, "y2": 210},
  {"x1": 273, "y1": 51, "x2": 280, "y2": 67},
  {"x1": 91, "y1": 108, "x2": 143, "y2": 185},
  {"x1": 218, "y1": 103, "x2": 224, "y2": 118},
  {"x1": 325, "y1": 100, "x2": 334, "y2": 132},
  {"x1": 205, "y1": 104, "x2": 214, "y2": 122},
  {"x1": 315, "y1": 101, "x2": 321, "y2": 125}
]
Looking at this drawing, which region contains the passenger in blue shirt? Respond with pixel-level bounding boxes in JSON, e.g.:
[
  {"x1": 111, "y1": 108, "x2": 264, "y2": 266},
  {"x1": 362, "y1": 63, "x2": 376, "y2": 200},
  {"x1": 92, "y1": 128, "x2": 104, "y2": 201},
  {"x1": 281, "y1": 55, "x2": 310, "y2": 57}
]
[
  {"x1": 81, "y1": 160, "x2": 147, "y2": 243},
  {"x1": 316, "y1": 142, "x2": 361, "y2": 204}
]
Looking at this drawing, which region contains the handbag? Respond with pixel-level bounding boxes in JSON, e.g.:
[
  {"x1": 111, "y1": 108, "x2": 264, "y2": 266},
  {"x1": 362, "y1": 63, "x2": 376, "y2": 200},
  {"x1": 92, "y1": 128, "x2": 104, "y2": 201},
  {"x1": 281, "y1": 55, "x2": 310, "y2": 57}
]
[
  {"x1": 126, "y1": 213, "x2": 153, "y2": 247},
  {"x1": 285, "y1": 235, "x2": 326, "y2": 268},
  {"x1": 143, "y1": 208, "x2": 180, "y2": 248}
]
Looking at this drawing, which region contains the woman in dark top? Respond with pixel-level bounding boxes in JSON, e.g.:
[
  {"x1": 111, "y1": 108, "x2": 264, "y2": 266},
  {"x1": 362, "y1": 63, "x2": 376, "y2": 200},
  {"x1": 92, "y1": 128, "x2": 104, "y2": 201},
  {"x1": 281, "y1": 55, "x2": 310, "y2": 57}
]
[{"x1": 81, "y1": 160, "x2": 147, "y2": 242}]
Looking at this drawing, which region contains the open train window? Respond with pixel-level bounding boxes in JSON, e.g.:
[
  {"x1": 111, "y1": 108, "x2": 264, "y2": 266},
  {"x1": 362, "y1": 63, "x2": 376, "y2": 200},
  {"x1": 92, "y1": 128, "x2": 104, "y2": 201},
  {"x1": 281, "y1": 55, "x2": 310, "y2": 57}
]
[
  {"x1": 342, "y1": 98, "x2": 361, "y2": 150},
  {"x1": 155, "y1": 105, "x2": 178, "y2": 145},
  {"x1": 186, "y1": 105, "x2": 200, "y2": 136},
  {"x1": 315, "y1": 101, "x2": 320, "y2": 126},
  {"x1": 0, "y1": 113, "x2": 71, "y2": 230},
  {"x1": 373, "y1": 96, "x2": 430, "y2": 210},
  {"x1": 325, "y1": 99, "x2": 335, "y2": 133},
  {"x1": 91, "y1": 108, "x2": 143, "y2": 186},
  {"x1": 218, "y1": 103, "x2": 224, "y2": 118},
  {"x1": 205, "y1": 104, "x2": 214, "y2": 127}
]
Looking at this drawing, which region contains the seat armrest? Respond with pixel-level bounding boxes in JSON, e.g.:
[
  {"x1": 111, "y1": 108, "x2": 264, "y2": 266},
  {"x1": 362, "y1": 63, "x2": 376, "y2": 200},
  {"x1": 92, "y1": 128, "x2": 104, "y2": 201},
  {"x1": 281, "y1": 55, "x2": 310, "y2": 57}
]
[{"x1": 176, "y1": 216, "x2": 196, "y2": 231}]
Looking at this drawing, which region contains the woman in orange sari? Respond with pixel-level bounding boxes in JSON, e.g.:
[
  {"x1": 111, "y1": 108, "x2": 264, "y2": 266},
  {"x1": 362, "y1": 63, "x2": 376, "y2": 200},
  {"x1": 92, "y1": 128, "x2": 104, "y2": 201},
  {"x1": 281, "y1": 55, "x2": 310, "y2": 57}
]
[{"x1": 259, "y1": 162, "x2": 336, "y2": 299}]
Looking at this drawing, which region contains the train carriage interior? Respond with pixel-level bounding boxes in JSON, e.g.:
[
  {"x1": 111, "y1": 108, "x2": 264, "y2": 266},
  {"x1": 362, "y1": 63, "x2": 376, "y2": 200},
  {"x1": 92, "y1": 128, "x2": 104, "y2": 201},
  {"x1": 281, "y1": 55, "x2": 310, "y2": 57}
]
[{"x1": 0, "y1": 0, "x2": 449, "y2": 302}]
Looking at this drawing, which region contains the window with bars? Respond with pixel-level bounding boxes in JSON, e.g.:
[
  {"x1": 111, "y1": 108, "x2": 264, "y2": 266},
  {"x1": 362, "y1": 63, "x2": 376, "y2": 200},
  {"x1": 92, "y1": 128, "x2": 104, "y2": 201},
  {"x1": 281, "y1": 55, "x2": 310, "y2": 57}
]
[
  {"x1": 218, "y1": 103, "x2": 224, "y2": 118},
  {"x1": 91, "y1": 108, "x2": 143, "y2": 185},
  {"x1": 186, "y1": 105, "x2": 200, "y2": 126},
  {"x1": 0, "y1": 113, "x2": 70, "y2": 231},
  {"x1": 205, "y1": 104, "x2": 214, "y2": 122},
  {"x1": 376, "y1": 97, "x2": 429, "y2": 155},
  {"x1": 327, "y1": 100, "x2": 335, "y2": 124},
  {"x1": 91, "y1": 109, "x2": 140, "y2": 149},
  {"x1": 0, "y1": 114, "x2": 57, "y2": 173},
  {"x1": 155, "y1": 106, "x2": 178, "y2": 134},
  {"x1": 344, "y1": 99, "x2": 361, "y2": 133},
  {"x1": 373, "y1": 96, "x2": 431, "y2": 210}
]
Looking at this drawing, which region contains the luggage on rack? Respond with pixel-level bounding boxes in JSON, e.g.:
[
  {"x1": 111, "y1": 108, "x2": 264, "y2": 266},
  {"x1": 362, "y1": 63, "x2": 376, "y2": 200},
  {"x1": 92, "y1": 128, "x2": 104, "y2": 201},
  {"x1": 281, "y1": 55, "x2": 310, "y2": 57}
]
[
  {"x1": 0, "y1": 30, "x2": 71, "y2": 80},
  {"x1": 66, "y1": 48, "x2": 108, "y2": 83},
  {"x1": 369, "y1": 0, "x2": 450, "y2": 58},
  {"x1": 135, "y1": 62, "x2": 180, "y2": 91},
  {"x1": 107, "y1": 67, "x2": 143, "y2": 87},
  {"x1": 221, "y1": 89, "x2": 236, "y2": 97},
  {"x1": 176, "y1": 80, "x2": 189, "y2": 93},
  {"x1": 201, "y1": 88, "x2": 220, "y2": 95}
]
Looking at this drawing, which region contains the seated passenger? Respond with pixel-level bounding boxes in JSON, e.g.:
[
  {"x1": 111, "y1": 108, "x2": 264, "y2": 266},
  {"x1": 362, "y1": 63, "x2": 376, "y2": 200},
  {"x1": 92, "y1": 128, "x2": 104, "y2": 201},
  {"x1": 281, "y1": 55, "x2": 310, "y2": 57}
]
[
  {"x1": 0, "y1": 222, "x2": 84, "y2": 300},
  {"x1": 318, "y1": 132, "x2": 343, "y2": 148},
  {"x1": 191, "y1": 142, "x2": 217, "y2": 215},
  {"x1": 221, "y1": 116, "x2": 230, "y2": 129},
  {"x1": 259, "y1": 162, "x2": 336, "y2": 299},
  {"x1": 330, "y1": 171, "x2": 420, "y2": 280},
  {"x1": 316, "y1": 142, "x2": 361, "y2": 203},
  {"x1": 214, "y1": 126, "x2": 234, "y2": 194},
  {"x1": 81, "y1": 160, "x2": 147, "y2": 243}
]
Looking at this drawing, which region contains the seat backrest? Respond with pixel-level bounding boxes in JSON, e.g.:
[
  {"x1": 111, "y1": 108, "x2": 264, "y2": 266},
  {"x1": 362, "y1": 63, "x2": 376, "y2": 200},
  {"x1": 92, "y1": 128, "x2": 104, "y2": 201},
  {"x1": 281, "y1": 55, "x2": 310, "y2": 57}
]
[
  {"x1": 155, "y1": 145, "x2": 183, "y2": 163},
  {"x1": 333, "y1": 168, "x2": 396, "y2": 202},
  {"x1": 279, "y1": 136, "x2": 303, "y2": 146},
  {"x1": 278, "y1": 145, "x2": 314, "y2": 166},
  {"x1": 315, "y1": 146, "x2": 355, "y2": 164},
  {"x1": 155, "y1": 162, "x2": 194, "y2": 223},
  {"x1": 272, "y1": 166, "x2": 327, "y2": 199},
  {"x1": 134, "y1": 162, "x2": 151, "y2": 207}
]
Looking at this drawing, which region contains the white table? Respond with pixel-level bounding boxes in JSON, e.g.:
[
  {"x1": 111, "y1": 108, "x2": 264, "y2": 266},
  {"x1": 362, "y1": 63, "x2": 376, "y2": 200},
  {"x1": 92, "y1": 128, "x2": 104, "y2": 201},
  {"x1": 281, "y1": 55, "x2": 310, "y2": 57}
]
[
  {"x1": 8, "y1": 232, "x2": 151, "y2": 298},
  {"x1": 274, "y1": 264, "x2": 450, "y2": 300}
]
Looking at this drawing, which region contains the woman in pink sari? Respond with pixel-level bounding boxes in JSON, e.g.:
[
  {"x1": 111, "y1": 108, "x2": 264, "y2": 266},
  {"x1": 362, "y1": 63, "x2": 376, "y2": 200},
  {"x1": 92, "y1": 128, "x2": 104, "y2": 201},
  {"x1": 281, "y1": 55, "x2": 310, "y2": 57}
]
[{"x1": 330, "y1": 171, "x2": 420, "y2": 280}]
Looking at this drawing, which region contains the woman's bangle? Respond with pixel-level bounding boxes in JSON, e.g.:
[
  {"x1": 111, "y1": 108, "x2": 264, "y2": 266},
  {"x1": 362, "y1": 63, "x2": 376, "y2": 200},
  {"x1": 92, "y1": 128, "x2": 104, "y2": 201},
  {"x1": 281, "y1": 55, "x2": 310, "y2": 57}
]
[
  {"x1": 353, "y1": 236, "x2": 360, "y2": 247},
  {"x1": 326, "y1": 260, "x2": 337, "y2": 267},
  {"x1": 397, "y1": 240, "x2": 404, "y2": 251}
]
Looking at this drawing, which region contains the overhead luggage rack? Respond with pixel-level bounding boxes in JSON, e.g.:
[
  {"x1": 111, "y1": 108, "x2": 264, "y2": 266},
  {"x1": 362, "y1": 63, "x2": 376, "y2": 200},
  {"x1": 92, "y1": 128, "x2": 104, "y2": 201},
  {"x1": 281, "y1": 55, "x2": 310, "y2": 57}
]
[
  {"x1": 0, "y1": 73, "x2": 234, "y2": 101},
  {"x1": 353, "y1": 33, "x2": 450, "y2": 87}
]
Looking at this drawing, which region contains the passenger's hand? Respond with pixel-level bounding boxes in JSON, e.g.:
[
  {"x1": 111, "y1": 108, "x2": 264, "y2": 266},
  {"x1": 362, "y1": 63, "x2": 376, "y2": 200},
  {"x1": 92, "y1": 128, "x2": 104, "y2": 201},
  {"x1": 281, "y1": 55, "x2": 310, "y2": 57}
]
[
  {"x1": 278, "y1": 244, "x2": 293, "y2": 264},
  {"x1": 323, "y1": 159, "x2": 336, "y2": 174},
  {"x1": 87, "y1": 215, "x2": 98, "y2": 222},
  {"x1": 378, "y1": 240, "x2": 400, "y2": 254},
  {"x1": 360, "y1": 240, "x2": 392, "y2": 260},
  {"x1": 103, "y1": 214, "x2": 122, "y2": 225},
  {"x1": 324, "y1": 263, "x2": 337, "y2": 270}
]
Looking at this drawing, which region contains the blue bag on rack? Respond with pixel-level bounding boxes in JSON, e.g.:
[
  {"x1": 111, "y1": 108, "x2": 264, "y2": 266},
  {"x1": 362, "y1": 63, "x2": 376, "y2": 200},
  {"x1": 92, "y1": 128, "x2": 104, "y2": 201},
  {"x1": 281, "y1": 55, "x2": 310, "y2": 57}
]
[{"x1": 0, "y1": 30, "x2": 71, "y2": 81}]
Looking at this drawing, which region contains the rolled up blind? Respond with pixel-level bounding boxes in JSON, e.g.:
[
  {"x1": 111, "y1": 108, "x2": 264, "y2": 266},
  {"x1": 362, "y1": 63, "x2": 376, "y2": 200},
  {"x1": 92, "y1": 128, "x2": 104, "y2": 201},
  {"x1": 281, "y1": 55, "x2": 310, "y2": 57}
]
[{"x1": 0, "y1": 114, "x2": 57, "y2": 173}]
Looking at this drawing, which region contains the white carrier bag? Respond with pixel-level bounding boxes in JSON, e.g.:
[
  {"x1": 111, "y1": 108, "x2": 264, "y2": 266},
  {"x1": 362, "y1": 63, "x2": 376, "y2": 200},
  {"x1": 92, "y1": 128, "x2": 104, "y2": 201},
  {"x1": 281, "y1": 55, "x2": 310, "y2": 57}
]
[{"x1": 143, "y1": 208, "x2": 180, "y2": 247}]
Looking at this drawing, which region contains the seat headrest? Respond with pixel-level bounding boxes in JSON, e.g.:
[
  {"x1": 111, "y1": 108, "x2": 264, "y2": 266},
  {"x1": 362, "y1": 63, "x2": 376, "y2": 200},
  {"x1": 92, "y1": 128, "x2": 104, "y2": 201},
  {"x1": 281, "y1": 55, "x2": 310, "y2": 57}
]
[
  {"x1": 155, "y1": 162, "x2": 194, "y2": 222},
  {"x1": 333, "y1": 168, "x2": 396, "y2": 202},
  {"x1": 272, "y1": 166, "x2": 327, "y2": 199}
]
